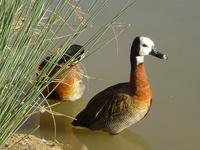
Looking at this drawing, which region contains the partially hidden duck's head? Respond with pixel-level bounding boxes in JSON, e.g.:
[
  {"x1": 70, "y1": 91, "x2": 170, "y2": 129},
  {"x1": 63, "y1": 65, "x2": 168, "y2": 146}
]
[{"x1": 58, "y1": 44, "x2": 85, "y2": 65}]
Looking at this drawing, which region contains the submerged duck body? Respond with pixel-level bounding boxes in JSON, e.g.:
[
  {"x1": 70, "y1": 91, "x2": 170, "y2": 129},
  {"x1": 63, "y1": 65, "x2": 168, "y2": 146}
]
[
  {"x1": 39, "y1": 44, "x2": 85, "y2": 101},
  {"x1": 53, "y1": 64, "x2": 85, "y2": 101},
  {"x1": 72, "y1": 36, "x2": 167, "y2": 134}
]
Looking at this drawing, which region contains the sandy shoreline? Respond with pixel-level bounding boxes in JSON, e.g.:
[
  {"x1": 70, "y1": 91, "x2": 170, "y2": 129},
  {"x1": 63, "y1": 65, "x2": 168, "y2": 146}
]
[{"x1": 3, "y1": 133, "x2": 64, "y2": 150}]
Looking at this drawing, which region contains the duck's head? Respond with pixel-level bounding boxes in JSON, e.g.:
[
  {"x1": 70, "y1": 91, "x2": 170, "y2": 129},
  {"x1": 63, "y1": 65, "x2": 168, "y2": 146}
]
[
  {"x1": 130, "y1": 36, "x2": 168, "y2": 65},
  {"x1": 59, "y1": 44, "x2": 85, "y2": 64}
]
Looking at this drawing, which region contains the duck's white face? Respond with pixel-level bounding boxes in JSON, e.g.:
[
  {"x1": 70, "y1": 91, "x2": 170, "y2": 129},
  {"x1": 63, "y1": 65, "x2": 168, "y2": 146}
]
[
  {"x1": 135, "y1": 36, "x2": 167, "y2": 65},
  {"x1": 139, "y1": 37, "x2": 155, "y2": 56}
]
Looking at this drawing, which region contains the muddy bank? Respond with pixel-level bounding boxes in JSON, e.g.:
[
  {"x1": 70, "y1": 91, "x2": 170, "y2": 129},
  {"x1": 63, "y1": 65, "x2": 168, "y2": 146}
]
[{"x1": 3, "y1": 133, "x2": 64, "y2": 150}]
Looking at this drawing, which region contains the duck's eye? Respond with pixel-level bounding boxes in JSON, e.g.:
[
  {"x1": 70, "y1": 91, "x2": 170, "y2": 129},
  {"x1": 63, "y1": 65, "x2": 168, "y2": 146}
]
[{"x1": 142, "y1": 44, "x2": 148, "y2": 47}]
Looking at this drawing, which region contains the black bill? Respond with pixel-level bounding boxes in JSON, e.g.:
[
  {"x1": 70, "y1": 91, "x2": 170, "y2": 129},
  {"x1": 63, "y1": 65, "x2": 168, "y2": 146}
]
[{"x1": 149, "y1": 48, "x2": 168, "y2": 60}]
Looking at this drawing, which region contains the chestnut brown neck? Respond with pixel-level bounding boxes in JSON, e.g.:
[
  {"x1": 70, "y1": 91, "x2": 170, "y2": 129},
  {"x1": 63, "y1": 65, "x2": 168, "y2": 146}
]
[{"x1": 130, "y1": 63, "x2": 152, "y2": 101}]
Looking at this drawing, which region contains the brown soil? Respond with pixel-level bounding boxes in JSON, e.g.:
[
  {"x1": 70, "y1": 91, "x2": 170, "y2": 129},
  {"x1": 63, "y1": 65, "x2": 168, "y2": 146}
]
[{"x1": 3, "y1": 133, "x2": 64, "y2": 150}]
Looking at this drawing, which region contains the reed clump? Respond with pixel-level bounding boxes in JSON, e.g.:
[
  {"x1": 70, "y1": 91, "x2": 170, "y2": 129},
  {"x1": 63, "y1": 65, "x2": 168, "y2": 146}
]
[{"x1": 0, "y1": 0, "x2": 134, "y2": 148}]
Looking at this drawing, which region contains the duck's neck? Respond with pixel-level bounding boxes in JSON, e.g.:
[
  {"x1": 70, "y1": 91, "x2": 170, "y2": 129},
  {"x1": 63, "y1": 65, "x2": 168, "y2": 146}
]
[{"x1": 130, "y1": 60, "x2": 152, "y2": 101}]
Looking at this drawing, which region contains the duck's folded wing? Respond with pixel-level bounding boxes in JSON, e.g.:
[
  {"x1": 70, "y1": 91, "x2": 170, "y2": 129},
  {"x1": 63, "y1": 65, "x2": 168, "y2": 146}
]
[
  {"x1": 72, "y1": 87, "x2": 113, "y2": 127},
  {"x1": 72, "y1": 83, "x2": 131, "y2": 128}
]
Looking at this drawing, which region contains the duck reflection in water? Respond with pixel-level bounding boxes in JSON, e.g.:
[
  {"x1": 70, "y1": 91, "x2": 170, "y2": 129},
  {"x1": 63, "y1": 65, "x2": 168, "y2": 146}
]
[{"x1": 39, "y1": 99, "x2": 152, "y2": 150}]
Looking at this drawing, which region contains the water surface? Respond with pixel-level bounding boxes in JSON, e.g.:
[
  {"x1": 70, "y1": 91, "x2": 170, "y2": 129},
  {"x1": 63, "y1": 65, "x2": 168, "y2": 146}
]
[
  {"x1": 83, "y1": 1, "x2": 200, "y2": 149},
  {"x1": 22, "y1": 0, "x2": 200, "y2": 150}
]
